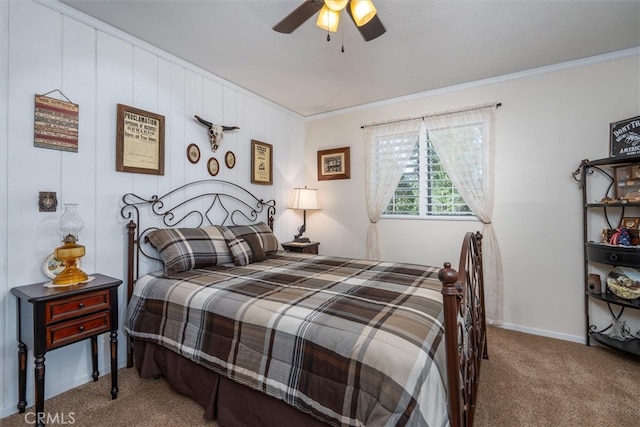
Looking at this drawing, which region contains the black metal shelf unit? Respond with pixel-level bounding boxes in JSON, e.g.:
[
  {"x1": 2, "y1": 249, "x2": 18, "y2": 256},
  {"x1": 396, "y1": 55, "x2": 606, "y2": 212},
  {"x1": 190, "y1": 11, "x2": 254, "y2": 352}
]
[{"x1": 576, "y1": 156, "x2": 640, "y2": 357}]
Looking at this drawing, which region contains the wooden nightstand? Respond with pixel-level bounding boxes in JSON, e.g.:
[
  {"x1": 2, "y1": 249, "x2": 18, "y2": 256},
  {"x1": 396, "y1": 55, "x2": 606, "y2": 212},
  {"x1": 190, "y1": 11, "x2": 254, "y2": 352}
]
[
  {"x1": 11, "y1": 274, "x2": 122, "y2": 426},
  {"x1": 281, "y1": 241, "x2": 320, "y2": 254}
]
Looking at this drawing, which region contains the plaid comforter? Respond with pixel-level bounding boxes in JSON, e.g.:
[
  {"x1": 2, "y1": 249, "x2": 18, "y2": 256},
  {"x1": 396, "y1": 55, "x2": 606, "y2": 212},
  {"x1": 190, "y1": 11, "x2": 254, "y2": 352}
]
[{"x1": 125, "y1": 253, "x2": 450, "y2": 426}]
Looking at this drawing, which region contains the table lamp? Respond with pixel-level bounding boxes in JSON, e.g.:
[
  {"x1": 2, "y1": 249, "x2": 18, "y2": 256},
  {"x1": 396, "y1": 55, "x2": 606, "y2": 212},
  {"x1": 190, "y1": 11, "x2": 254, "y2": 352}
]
[
  {"x1": 52, "y1": 203, "x2": 89, "y2": 285},
  {"x1": 289, "y1": 187, "x2": 320, "y2": 243}
]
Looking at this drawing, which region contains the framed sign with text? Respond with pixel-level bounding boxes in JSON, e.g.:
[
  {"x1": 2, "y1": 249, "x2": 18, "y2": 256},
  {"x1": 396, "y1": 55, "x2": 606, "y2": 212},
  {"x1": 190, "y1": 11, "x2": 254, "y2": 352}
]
[
  {"x1": 116, "y1": 104, "x2": 165, "y2": 175},
  {"x1": 610, "y1": 115, "x2": 640, "y2": 158},
  {"x1": 251, "y1": 140, "x2": 273, "y2": 185}
]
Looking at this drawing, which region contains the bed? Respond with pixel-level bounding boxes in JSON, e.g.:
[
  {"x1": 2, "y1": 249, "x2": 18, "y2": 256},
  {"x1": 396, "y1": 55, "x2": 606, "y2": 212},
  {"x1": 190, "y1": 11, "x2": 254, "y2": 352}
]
[{"x1": 120, "y1": 180, "x2": 487, "y2": 427}]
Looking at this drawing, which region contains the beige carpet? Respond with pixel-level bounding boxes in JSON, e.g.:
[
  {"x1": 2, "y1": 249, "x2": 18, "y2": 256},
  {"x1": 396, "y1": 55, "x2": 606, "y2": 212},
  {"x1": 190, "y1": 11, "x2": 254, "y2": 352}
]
[{"x1": 1, "y1": 326, "x2": 639, "y2": 427}]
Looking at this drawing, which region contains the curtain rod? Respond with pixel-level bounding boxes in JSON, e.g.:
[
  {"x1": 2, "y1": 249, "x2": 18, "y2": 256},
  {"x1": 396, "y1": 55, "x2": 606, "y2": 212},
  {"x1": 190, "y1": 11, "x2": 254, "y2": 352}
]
[{"x1": 360, "y1": 102, "x2": 502, "y2": 129}]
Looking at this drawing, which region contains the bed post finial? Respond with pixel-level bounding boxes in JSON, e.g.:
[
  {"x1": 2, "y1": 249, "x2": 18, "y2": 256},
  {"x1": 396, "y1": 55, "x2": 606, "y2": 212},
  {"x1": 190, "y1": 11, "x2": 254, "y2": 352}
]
[{"x1": 438, "y1": 262, "x2": 458, "y2": 287}]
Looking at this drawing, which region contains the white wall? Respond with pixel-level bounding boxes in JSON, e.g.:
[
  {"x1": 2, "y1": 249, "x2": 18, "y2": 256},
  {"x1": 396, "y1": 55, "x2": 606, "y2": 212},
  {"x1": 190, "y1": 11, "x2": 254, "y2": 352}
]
[
  {"x1": 0, "y1": 0, "x2": 304, "y2": 417},
  {"x1": 304, "y1": 51, "x2": 640, "y2": 342}
]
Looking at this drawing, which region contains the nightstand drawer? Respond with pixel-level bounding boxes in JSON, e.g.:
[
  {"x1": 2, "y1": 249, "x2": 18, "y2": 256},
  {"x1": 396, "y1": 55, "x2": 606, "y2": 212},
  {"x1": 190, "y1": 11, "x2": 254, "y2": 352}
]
[
  {"x1": 300, "y1": 245, "x2": 319, "y2": 254},
  {"x1": 45, "y1": 290, "x2": 110, "y2": 324},
  {"x1": 46, "y1": 311, "x2": 110, "y2": 349}
]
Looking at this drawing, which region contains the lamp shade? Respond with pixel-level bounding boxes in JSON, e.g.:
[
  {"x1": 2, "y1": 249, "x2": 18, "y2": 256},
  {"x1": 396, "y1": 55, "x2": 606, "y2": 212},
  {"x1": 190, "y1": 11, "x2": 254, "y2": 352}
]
[
  {"x1": 350, "y1": 0, "x2": 377, "y2": 27},
  {"x1": 60, "y1": 203, "x2": 84, "y2": 240},
  {"x1": 316, "y1": 5, "x2": 340, "y2": 32},
  {"x1": 324, "y1": 0, "x2": 348, "y2": 11},
  {"x1": 289, "y1": 188, "x2": 320, "y2": 211}
]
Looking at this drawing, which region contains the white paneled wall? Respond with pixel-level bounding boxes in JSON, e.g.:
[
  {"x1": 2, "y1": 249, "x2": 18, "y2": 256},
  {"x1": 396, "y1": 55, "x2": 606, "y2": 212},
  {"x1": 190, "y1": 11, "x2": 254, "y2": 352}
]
[{"x1": 0, "y1": 0, "x2": 304, "y2": 417}]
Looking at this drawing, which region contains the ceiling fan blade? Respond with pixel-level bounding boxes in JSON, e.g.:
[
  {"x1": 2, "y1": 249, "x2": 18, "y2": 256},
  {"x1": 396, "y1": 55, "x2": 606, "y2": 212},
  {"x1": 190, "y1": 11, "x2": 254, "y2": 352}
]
[
  {"x1": 273, "y1": 0, "x2": 324, "y2": 34},
  {"x1": 346, "y1": 7, "x2": 386, "y2": 41}
]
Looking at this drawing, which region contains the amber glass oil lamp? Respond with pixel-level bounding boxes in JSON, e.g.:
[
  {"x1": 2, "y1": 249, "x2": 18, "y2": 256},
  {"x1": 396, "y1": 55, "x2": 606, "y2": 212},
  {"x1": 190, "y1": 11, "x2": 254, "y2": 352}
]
[{"x1": 52, "y1": 204, "x2": 88, "y2": 286}]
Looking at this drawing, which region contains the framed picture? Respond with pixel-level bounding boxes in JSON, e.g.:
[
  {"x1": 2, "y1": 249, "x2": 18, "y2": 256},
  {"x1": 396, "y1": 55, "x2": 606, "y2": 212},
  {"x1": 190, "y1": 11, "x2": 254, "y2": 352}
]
[
  {"x1": 621, "y1": 217, "x2": 640, "y2": 230},
  {"x1": 225, "y1": 151, "x2": 236, "y2": 169},
  {"x1": 610, "y1": 115, "x2": 640, "y2": 158},
  {"x1": 317, "y1": 147, "x2": 350, "y2": 181},
  {"x1": 251, "y1": 140, "x2": 272, "y2": 185},
  {"x1": 186, "y1": 143, "x2": 200, "y2": 164},
  {"x1": 207, "y1": 157, "x2": 219, "y2": 176},
  {"x1": 116, "y1": 104, "x2": 165, "y2": 175}
]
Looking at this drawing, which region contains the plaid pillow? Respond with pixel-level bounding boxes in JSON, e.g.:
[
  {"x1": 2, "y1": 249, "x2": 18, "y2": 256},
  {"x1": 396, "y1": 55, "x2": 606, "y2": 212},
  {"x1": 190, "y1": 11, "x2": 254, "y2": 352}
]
[
  {"x1": 147, "y1": 226, "x2": 233, "y2": 274},
  {"x1": 223, "y1": 223, "x2": 278, "y2": 266},
  {"x1": 225, "y1": 222, "x2": 279, "y2": 254}
]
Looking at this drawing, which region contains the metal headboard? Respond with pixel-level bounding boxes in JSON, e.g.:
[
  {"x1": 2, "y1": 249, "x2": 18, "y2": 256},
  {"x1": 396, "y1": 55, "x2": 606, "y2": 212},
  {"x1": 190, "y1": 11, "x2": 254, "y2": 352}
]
[{"x1": 120, "y1": 179, "x2": 276, "y2": 299}]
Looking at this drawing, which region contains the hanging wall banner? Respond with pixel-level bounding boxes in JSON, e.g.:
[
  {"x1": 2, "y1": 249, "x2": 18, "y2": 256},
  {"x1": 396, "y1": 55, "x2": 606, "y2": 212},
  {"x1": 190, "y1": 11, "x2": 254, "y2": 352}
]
[{"x1": 34, "y1": 93, "x2": 79, "y2": 152}]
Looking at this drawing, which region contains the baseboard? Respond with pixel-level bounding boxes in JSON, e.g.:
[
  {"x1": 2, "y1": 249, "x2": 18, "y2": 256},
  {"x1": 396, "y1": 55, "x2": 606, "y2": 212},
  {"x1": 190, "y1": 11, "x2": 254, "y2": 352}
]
[{"x1": 499, "y1": 322, "x2": 586, "y2": 345}]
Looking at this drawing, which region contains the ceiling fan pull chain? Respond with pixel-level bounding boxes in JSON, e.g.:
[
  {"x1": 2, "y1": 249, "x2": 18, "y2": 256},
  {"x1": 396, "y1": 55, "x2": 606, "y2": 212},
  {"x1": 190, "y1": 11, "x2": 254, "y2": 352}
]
[{"x1": 341, "y1": 13, "x2": 345, "y2": 52}]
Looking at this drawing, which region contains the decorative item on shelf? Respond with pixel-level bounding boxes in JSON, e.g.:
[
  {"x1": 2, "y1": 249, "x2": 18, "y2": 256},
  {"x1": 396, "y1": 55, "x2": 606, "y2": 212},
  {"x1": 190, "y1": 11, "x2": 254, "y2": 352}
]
[
  {"x1": 620, "y1": 218, "x2": 640, "y2": 244},
  {"x1": 603, "y1": 227, "x2": 640, "y2": 246},
  {"x1": 623, "y1": 191, "x2": 640, "y2": 203},
  {"x1": 52, "y1": 204, "x2": 89, "y2": 286},
  {"x1": 606, "y1": 267, "x2": 640, "y2": 300},
  {"x1": 605, "y1": 319, "x2": 634, "y2": 341},
  {"x1": 193, "y1": 115, "x2": 239, "y2": 152},
  {"x1": 607, "y1": 228, "x2": 633, "y2": 246},
  {"x1": 186, "y1": 143, "x2": 200, "y2": 164},
  {"x1": 587, "y1": 273, "x2": 602, "y2": 293},
  {"x1": 609, "y1": 115, "x2": 640, "y2": 158},
  {"x1": 38, "y1": 191, "x2": 57, "y2": 212},
  {"x1": 613, "y1": 165, "x2": 640, "y2": 201},
  {"x1": 621, "y1": 217, "x2": 640, "y2": 230},
  {"x1": 598, "y1": 196, "x2": 616, "y2": 204},
  {"x1": 289, "y1": 187, "x2": 320, "y2": 243}
]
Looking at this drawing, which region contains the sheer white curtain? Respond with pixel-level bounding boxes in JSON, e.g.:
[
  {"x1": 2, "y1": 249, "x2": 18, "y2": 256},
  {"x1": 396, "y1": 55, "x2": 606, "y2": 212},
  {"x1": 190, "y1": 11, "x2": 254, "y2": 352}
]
[
  {"x1": 424, "y1": 106, "x2": 503, "y2": 325},
  {"x1": 364, "y1": 119, "x2": 422, "y2": 260}
]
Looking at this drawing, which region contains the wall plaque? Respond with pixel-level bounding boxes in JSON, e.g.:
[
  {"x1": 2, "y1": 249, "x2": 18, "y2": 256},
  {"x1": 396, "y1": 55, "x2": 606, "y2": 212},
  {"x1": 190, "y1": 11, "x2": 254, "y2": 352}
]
[{"x1": 610, "y1": 115, "x2": 640, "y2": 158}]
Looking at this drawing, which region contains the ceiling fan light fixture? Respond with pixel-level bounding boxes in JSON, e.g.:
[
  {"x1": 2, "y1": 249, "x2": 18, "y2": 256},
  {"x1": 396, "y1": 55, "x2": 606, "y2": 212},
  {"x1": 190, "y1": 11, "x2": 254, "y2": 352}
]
[
  {"x1": 316, "y1": 4, "x2": 340, "y2": 32},
  {"x1": 350, "y1": 0, "x2": 377, "y2": 27},
  {"x1": 324, "y1": 0, "x2": 348, "y2": 11}
]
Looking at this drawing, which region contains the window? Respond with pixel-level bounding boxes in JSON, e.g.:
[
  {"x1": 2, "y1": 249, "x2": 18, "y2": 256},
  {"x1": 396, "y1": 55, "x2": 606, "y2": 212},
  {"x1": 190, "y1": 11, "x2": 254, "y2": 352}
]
[{"x1": 384, "y1": 128, "x2": 476, "y2": 217}]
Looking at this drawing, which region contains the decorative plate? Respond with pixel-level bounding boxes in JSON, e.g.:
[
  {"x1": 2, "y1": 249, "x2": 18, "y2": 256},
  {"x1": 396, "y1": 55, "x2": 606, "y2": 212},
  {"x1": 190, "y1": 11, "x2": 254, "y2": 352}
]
[
  {"x1": 187, "y1": 143, "x2": 200, "y2": 164},
  {"x1": 606, "y1": 267, "x2": 640, "y2": 300},
  {"x1": 225, "y1": 151, "x2": 236, "y2": 169},
  {"x1": 42, "y1": 253, "x2": 81, "y2": 279},
  {"x1": 207, "y1": 157, "x2": 219, "y2": 177}
]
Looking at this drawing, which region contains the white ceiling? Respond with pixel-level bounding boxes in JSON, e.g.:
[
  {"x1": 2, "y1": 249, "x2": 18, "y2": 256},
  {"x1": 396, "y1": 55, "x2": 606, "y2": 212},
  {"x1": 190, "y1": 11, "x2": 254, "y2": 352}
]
[{"x1": 59, "y1": 0, "x2": 640, "y2": 117}]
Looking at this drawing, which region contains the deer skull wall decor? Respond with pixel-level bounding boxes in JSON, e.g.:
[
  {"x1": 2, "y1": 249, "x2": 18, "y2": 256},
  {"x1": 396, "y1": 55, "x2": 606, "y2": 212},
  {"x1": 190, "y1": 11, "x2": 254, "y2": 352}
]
[{"x1": 194, "y1": 115, "x2": 240, "y2": 152}]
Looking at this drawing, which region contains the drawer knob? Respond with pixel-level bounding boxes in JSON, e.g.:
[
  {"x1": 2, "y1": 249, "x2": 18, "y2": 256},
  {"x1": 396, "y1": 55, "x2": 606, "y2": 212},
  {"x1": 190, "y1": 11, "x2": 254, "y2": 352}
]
[
  {"x1": 78, "y1": 303, "x2": 85, "y2": 308},
  {"x1": 79, "y1": 326, "x2": 85, "y2": 332},
  {"x1": 609, "y1": 254, "x2": 619, "y2": 261}
]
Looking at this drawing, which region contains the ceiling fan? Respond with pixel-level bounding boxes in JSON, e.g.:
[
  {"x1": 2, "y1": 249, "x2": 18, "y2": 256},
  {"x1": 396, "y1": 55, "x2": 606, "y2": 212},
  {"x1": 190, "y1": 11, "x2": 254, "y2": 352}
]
[{"x1": 273, "y1": 0, "x2": 386, "y2": 42}]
